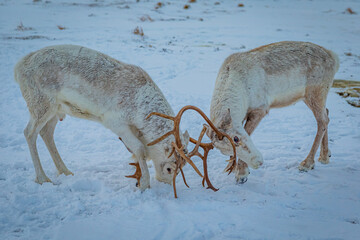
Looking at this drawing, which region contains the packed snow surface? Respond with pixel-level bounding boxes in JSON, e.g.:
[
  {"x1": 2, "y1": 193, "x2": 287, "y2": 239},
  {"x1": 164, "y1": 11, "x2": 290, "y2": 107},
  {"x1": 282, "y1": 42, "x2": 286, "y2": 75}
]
[{"x1": 0, "y1": 0, "x2": 360, "y2": 239}]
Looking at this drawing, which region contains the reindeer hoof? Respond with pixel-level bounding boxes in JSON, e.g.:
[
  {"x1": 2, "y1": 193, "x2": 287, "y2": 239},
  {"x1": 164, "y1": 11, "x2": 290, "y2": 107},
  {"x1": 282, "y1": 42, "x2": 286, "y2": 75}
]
[
  {"x1": 298, "y1": 160, "x2": 315, "y2": 172},
  {"x1": 138, "y1": 178, "x2": 150, "y2": 192},
  {"x1": 35, "y1": 175, "x2": 52, "y2": 184},
  {"x1": 318, "y1": 156, "x2": 330, "y2": 165},
  {"x1": 237, "y1": 177, "x2": 248, "y2": 184},
  {"x1": 59, "y1": 169, "x2": 74, "y2": 176},
  {"x1": 318, "y1": 151, "x2": 331, "y2": 164},
  {"x1": 136, "y1": 182, "x2": 139, "y2": 187}
]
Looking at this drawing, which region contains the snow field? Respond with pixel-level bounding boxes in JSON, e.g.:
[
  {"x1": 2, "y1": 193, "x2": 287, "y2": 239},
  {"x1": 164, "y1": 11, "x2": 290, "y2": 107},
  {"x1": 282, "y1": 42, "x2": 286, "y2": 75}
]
[{"x1": 0, "y1": 0, "x2": 360, "y2": 239}]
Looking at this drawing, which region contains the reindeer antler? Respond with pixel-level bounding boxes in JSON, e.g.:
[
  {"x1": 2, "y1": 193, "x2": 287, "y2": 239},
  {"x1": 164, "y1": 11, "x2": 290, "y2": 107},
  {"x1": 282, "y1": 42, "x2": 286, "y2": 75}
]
[
  {"x1": 125, "y1": 162, "x2": 142, "y2": 187},
  {"x1": 147, "y1": 105, "x2": 237, "y2": 198},
  {"x1": 188, "y1": 125, "x2": 218, "y2": 191}
]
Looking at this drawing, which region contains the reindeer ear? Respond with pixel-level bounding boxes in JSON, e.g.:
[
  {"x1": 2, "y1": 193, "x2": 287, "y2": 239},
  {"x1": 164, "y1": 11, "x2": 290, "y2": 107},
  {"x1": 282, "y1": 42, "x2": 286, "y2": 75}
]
[
  {"x1": 220, "y1": 108, "x2": 233, "y2": 130},
  {"x1": 182, "y1": 130, "x2": 190, "y2": 146}
]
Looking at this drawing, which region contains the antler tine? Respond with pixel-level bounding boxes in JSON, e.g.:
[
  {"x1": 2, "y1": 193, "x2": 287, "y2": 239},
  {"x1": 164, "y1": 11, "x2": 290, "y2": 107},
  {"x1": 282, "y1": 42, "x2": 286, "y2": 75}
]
[
  {"x1": 172, "y1": 142, "x2": 203, "y2": 178},
  {"x1": 188, "y1": 125, "x2": 208, "y2": 158},
  {"x1": 146, "y1": 111, "x2": 178, "y2": 147},
  {"x1": 146, "y1": 111, "x2": 182, "y2": 147},
  {"x1": 201, "y1": 147, "x2": 219, "y2": 192},
  {"x1": 125, "y1": 162, "x2": 142, "y2": 186},
  {"x1": 147, "y1": 130, "x2": 175, "y2": 146},
  {"x1": 180, "y1": 167, "x2": 189, "y2": 188},
  {"x1": 167, "y1": 146, "x2": 175, "y2": 158},
  {"x1": 172, "y1": 160, "x2": 179, "y2": 198},
  {"x1": 221, "y1": 133, "x2": 237, "y2": 174},
  {"x1": 146, "y1": 112, "x2": 175, "y2": 121},
  {"x1": 224, "y1": 156, "x2": 237, "y2": 175},
  {"x1": 187, "y1": 125, "x2": 218, "y2": 192},
  {"x1": 172, "y1": 149, "x2": 190, "y2": 199}
]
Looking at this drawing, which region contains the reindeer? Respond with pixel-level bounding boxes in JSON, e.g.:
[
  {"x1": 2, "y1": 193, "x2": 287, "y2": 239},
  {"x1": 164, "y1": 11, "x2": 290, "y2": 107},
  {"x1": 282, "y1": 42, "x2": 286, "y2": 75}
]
[
  {"x1": 14, "y1": 44, "x2": 190, "y2": 190},
  {"x1": 207, "y1": 41, "x2": 340, "y2": 182}
]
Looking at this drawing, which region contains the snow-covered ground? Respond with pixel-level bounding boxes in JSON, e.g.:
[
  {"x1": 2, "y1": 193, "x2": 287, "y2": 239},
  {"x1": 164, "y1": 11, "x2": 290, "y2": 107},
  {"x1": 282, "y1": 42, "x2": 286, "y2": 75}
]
[{"x1": 1, "y1": 0, "x2": 360, "y2": 239}]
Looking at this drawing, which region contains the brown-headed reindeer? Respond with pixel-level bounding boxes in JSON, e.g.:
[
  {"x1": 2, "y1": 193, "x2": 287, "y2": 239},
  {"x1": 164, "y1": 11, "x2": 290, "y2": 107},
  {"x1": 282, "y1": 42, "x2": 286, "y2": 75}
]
[
  {"x1": 207, "y1": 41, "x2": 339, "y2": 182},
  {"x1": 14, "y1": 45, "x2": 189, "y2": 190}
]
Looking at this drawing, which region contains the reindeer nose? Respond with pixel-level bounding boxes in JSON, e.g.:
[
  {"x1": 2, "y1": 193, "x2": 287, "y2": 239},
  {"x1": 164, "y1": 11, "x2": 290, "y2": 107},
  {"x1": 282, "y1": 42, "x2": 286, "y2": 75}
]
[{"x1": 250, "y1": 155, "x2": 263, "y2": 169}]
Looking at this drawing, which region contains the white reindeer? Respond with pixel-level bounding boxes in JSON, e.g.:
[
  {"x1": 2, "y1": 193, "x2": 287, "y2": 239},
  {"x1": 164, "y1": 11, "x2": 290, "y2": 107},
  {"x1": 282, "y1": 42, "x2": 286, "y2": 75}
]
[
  {"x1": 14, "y1": 45, "x2": 189, "y2": 190},
  {"x1": 207, "y1": 41, "x2": 339, "y2": 182}
]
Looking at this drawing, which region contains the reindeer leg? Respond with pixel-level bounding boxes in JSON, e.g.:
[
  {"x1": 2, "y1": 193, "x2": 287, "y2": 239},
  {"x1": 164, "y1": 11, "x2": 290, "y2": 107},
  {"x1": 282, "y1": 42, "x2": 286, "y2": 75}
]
[
  {"x1": 25, "y1": 119, "x2": 51, "y2": 184},
  {"x1": 25, "y1": 109, "x2": 59, "y2": 184},
  {"x1": 318, "y1": 108, "x2": 331, "y2": 164},
  {"x1": 22, "y1": 89, "x2": 63, "y2": 184},
  {"x1": 299, "y1": 88, "x2": 329, "y2": 171},
  {"x1": 40, "y1": 116, "x2": 73, "y2": 176}
]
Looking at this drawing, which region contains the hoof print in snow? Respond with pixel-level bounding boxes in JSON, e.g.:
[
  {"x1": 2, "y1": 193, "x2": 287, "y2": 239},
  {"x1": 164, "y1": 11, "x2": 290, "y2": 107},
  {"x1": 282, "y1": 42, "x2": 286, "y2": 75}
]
[
  {"x1": 133, "y1": 26, "x2": 144, "y2": 37},
  {"x1": 345, "y1": 218, "x2": 359, "y2": 224}
]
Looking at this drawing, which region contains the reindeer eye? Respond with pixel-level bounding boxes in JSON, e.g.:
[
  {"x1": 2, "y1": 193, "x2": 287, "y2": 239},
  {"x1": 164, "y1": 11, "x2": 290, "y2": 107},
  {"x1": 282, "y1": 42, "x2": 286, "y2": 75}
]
[
  {"x1": 167, "y1": 168, "x2": 172, "y2": 174},
  {"x1": 233, "y1": 136, "x2": 239, "y2": 143}
]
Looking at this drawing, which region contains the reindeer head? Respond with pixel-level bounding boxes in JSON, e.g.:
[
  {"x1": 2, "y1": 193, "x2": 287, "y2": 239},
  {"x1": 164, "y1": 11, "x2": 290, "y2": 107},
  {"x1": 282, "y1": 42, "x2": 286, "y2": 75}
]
[
  {"x1": 151, "y1": 130, "x2": 190, "y2": 185},
  {"x1": 206, "y1": 109, "x2": 263, "y2": 170}
]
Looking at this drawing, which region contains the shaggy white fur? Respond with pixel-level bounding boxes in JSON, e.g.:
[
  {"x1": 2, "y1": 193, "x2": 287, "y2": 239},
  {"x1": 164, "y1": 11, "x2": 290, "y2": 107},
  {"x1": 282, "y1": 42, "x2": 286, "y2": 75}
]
[
  {"x1": 208, "y1": 41, "x2": 339, "y2": 182},
  {"x1": 14, "y1": 45, "x2": 189, "y2": 190}
]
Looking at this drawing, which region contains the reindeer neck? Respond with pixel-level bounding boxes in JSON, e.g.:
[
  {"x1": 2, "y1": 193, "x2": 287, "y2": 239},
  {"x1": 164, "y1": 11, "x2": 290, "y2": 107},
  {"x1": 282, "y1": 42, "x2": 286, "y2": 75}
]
[{"x1": 211, "y1": 79, "x2": 249, "y2": 130}]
